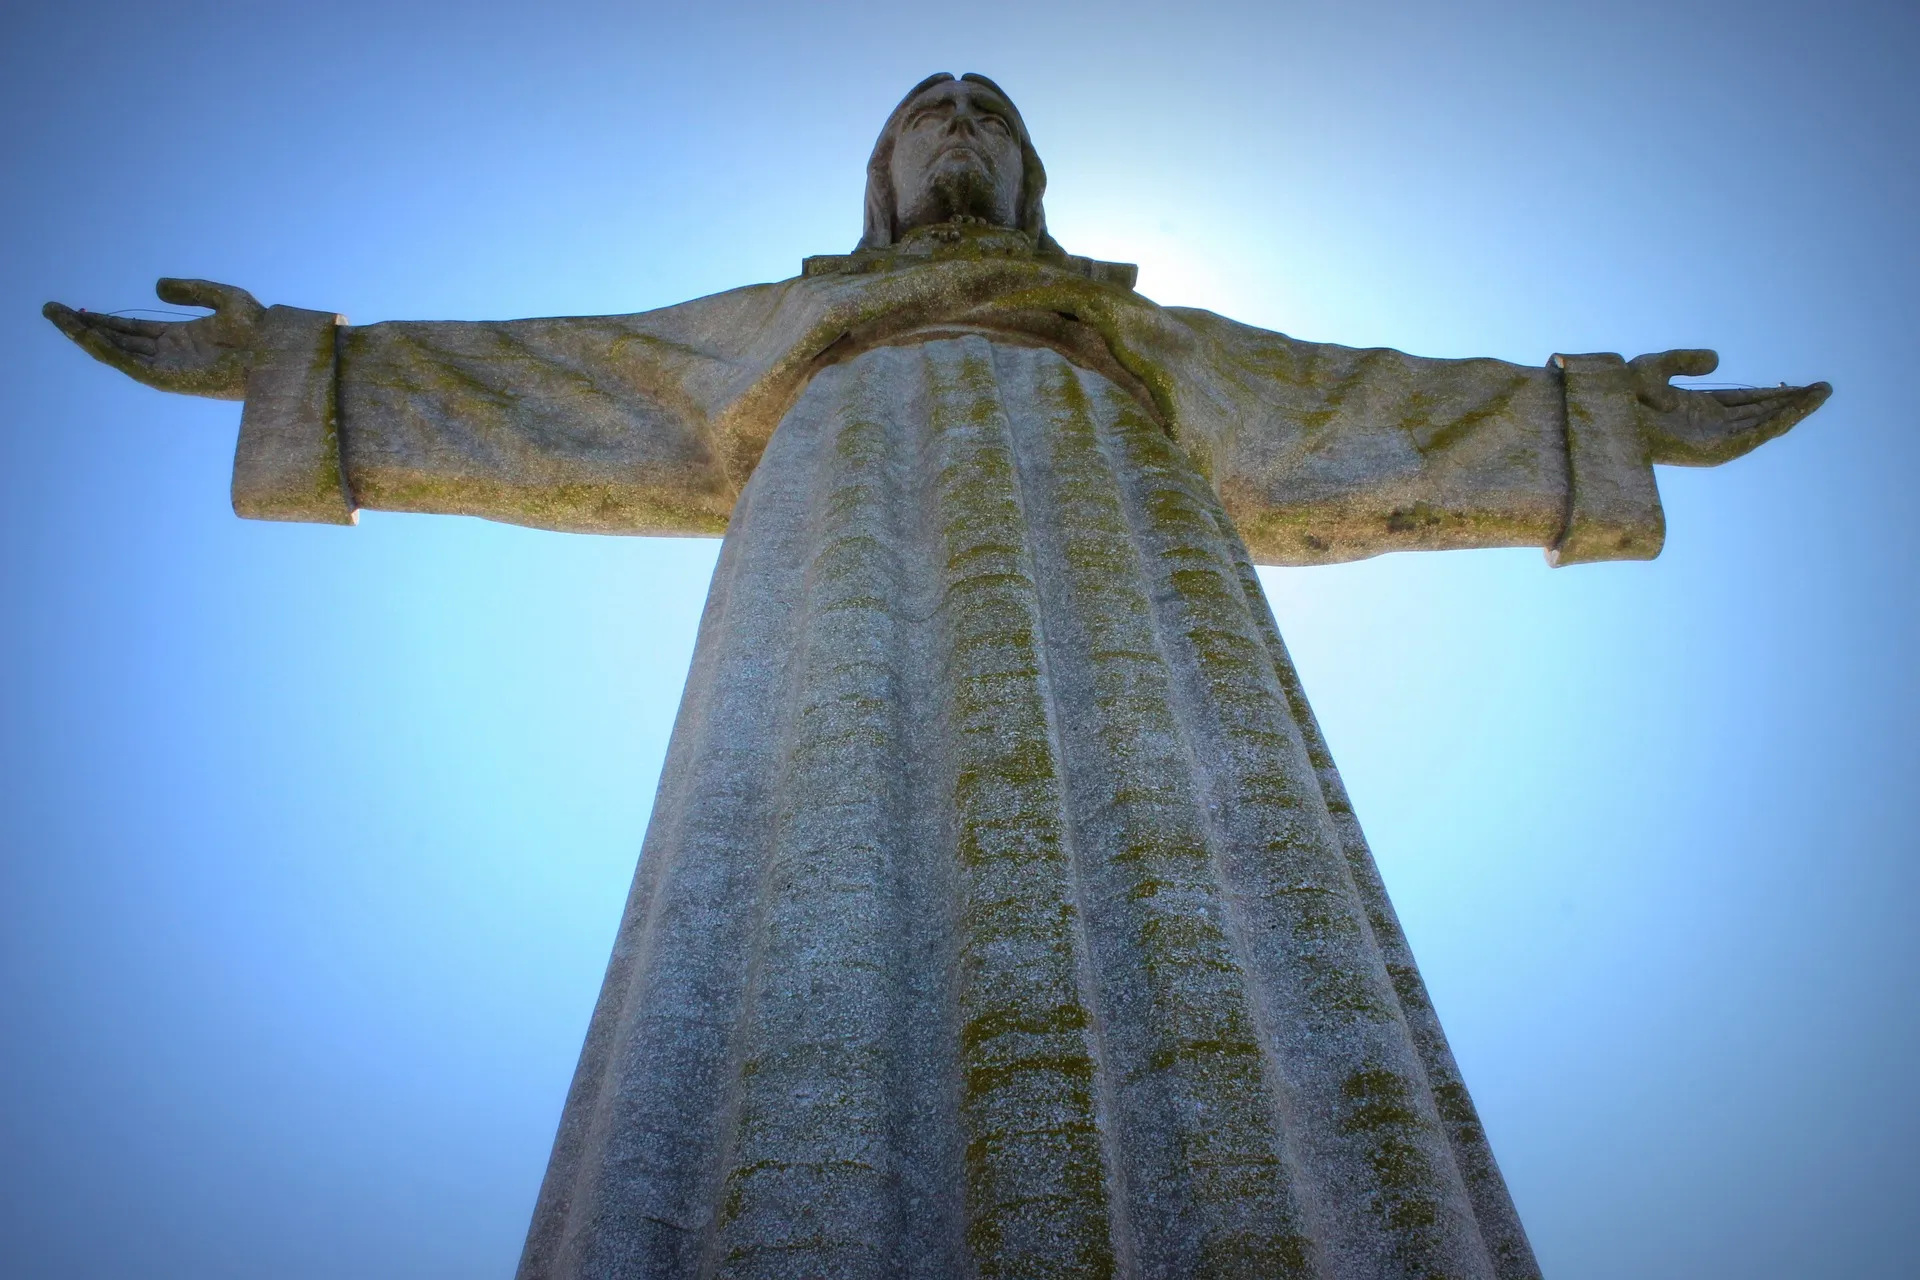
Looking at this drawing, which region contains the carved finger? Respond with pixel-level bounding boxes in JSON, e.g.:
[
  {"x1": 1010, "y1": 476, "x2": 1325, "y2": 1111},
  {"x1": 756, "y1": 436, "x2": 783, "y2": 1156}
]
[
  {"x1": 1629, "y1": 349, "x2": 1720, "y2": 412},
  {"x1": 43, "y1": 302, "x2": 158, "y2": 375},
  {"x1": 43, "y1": 301, "x2": 90, "y2": 342},
  {"x1": 81, "y1": 313, "x2": 168, "y2": 338},
  {"x1": 155, "y1": 277, "x2": 261, "y2": 316},
  {"x1": 45, "y1": 302, "x2": 135, "y2": 350},
  {"x1": 1655, "y1": 381, "x2": 1829, "y2": 465},
  {"x1": 1658, "y1": 348, "x2": 1719, "y2": 379},
  {"x1": 109, "y1": 330, "x2": 158, "y2": 357},
  {"x1": 76, "y1": 310, "x2": 160, "y2": 356},
  {"x1": 1771, "y1": 380, "x2": 1831, "y2": 424},
  {"x1": 1731, "y1": 387, "x2": 1826, "y2": 442},
  {"x1": 1709, "y1": 383, "x2": 1828, "y2": 410},
  {"x1": 1706, "y1": 402, "x2": 1780, "y2": 438}
]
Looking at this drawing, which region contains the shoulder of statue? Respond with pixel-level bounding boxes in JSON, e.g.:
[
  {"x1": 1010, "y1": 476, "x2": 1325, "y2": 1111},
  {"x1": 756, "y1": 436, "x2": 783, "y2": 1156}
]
[{"x1": 797, "y1": 222, "x2": 1139, "y2": 291}]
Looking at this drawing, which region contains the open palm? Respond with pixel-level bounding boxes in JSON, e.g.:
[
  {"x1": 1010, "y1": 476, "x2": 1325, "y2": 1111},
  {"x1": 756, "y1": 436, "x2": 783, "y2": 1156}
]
[
  {"x1": 43, "y1": 279, "x2": 264, "y2": 401},
  {"x1": 1630, "y1": 348, "x2": 1831, "y2": 466}
]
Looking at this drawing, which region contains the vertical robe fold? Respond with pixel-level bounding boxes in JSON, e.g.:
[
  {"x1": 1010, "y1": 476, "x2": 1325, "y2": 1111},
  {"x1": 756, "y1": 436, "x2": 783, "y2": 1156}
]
[{"x1": 225, "y1": 255, "x2": 1678, "y2": 1278}]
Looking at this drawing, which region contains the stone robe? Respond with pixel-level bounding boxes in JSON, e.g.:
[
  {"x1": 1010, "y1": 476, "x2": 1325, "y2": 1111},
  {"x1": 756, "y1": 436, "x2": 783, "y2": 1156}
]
[{"x1": 232, "y1": 234, "x2": 1666, "y2": 1280}]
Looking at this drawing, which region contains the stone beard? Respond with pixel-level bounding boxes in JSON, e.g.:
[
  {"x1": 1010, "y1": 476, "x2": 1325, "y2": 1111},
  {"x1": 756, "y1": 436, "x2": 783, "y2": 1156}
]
[
  {"x1": 46, "y1": 71, "x2": 1827, "y2": 1280},
  {"x1": 920, "y1": 165, "x2": 1004, "y2": 224}
]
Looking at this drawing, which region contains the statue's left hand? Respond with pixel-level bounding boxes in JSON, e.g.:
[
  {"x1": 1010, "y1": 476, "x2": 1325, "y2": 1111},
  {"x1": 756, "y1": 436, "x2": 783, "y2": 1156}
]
[
  {"x1": 43, "y1": 279, "x2": 266, "y2": 401},
  {"x1": 1628, "y1": 348, "x2": 1831, "y2": 466}
]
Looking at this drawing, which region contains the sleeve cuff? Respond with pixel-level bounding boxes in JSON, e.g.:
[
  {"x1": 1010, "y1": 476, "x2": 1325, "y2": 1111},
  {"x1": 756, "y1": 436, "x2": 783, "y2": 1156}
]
[
  {"x1": 231, "y1": 305, "x2": 357, "y2": 526},
  {"x1": 1547, "y1": 352, "x2": 1664, "y2": 566}
]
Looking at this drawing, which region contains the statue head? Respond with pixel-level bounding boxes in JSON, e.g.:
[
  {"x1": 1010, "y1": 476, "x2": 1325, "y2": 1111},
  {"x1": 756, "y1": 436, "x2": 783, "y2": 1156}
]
[{"x1": 860, "y1": 73, "x2": 1061, "y2": 254}]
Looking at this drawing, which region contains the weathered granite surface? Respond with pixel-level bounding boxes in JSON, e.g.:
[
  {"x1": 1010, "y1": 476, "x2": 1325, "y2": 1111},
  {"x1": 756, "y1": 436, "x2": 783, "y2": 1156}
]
[
  {"x1": 44, "y1": 71, "x2": 1828, "y2": 1280},
  {"x1": 516, "y1": 333, "x2": 1543, "y2": 1278}
]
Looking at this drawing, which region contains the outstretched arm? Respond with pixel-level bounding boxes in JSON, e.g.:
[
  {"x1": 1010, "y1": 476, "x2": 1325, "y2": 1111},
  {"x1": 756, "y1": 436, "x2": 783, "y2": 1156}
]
[
  {"x1": 1166, "y1": 309, "x2": 1827, "y2": 567},
  {"x1": 44, "y1": 279, "x2": 784, "y2": 535}
]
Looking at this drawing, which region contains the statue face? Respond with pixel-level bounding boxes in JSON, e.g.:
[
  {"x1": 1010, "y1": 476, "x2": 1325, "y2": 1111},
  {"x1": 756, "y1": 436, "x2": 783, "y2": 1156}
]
[{"x1": 887, "y1": 79, "x2": 1024, "y2": 236}]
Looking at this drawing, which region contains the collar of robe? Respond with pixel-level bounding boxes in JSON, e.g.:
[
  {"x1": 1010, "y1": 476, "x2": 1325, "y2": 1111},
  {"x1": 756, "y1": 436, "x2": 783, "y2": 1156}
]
[{"x1": 801, "y1": 219, "x2": 1140, "y2": 291}]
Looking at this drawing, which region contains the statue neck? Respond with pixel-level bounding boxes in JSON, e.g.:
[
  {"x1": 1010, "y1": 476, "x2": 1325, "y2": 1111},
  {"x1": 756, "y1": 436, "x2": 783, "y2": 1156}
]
[{"x1": 804, "y1": 220, "x2": 1137, "y2": 290}]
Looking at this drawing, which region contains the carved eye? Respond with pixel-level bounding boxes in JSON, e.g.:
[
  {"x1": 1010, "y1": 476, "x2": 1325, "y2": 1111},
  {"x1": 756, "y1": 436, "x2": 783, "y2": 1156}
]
[{"x1": 980, "y1": 115, "x2": 1011, "y2": 135}]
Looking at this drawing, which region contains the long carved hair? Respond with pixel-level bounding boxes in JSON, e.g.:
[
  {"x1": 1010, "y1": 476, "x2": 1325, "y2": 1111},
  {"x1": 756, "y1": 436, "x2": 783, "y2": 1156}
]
[{"x1": 859, "y1": 73, "x2": 1064, "y2": 255}]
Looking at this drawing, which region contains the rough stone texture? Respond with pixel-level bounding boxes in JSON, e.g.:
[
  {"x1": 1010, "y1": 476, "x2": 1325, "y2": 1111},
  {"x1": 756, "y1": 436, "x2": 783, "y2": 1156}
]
[
  {"x1": 225, "y1": 233, "x2": 1699, "y2": 571},
  {"x1": 43, "y1": 70, "x2": 1831, "y2": 1280},
  {"x1": 46, "y1": 235, "x2": 1828, "y2": 1278},
  {"x1": 516, "y1": 334, "x2": 1537, "y2": 1279},
  {"x1": 232, "y1": 305, "x2": 355, "y2": 526}
]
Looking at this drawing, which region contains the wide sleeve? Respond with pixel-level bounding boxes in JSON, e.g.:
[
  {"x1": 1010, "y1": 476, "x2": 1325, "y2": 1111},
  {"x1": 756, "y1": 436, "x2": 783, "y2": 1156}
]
[
  {"x1": 230, "y1": 285, "x2": 798, "y2": 537},
  {"x1": 1163, "y1": 308, "x2": 1664, "y2": 567}
]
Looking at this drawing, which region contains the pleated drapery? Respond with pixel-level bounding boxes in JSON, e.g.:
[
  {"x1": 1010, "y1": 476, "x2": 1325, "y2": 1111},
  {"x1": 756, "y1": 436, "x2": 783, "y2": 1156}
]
[{"x1": 517, "y1": 334, "x2": 1539, "y2": 1280}]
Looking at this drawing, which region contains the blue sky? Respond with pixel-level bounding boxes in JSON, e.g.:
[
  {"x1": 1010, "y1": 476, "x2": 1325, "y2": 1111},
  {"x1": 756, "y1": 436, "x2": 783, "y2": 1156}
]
[{"x1": 3, "y1": 2, "x2": 1914, "y2": 1276}]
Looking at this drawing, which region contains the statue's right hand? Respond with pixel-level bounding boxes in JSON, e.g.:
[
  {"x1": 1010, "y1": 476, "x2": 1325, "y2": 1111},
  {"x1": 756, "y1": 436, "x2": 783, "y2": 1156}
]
[{"x1": 43, "y1": 279, "x2": 265, "y2": 400}]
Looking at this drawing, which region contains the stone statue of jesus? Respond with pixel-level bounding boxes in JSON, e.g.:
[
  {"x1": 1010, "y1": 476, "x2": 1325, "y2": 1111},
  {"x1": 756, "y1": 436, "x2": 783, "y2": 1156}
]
[{"x1": 46, "y1": 72, "x2": 1827, "y2": 1280}]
